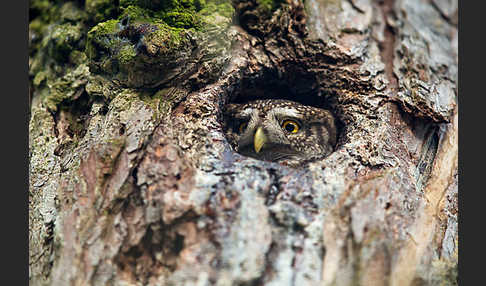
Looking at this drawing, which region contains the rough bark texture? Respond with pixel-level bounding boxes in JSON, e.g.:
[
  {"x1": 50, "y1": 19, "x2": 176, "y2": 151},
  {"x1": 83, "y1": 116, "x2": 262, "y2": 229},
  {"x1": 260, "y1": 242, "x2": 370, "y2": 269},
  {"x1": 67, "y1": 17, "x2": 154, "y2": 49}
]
[{"x1": 29, "y1": 0, "x2": 458, "y2": 285}]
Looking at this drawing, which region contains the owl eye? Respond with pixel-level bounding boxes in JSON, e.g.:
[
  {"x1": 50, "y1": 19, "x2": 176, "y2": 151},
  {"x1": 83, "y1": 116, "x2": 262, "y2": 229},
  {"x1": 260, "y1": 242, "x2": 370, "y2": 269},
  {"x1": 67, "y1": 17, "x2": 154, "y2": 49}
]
[
  {"x1": 282, "y1": 120, "x2": 300, "y2": 133},
  {"x1": 238, "y1": 122, "x2": 248, "y2": 133}
]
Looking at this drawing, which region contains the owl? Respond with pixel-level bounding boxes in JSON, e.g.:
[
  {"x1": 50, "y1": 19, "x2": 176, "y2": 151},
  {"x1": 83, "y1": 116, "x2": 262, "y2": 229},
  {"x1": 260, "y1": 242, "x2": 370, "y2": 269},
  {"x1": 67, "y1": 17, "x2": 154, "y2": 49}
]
[{"x1": 224, "y1": 99, "x2": 337, "y2": 166}]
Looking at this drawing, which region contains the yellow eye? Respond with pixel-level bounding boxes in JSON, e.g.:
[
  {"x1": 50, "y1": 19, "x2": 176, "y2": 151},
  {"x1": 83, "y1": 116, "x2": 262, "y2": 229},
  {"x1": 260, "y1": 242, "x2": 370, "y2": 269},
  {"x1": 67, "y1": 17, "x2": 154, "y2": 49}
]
[
  {"x1": 239, "y1": 122, "x2": 248, "y2": 133},
  {"x1": 282, "y1": 120, "x2": 300, "y2": 133}
]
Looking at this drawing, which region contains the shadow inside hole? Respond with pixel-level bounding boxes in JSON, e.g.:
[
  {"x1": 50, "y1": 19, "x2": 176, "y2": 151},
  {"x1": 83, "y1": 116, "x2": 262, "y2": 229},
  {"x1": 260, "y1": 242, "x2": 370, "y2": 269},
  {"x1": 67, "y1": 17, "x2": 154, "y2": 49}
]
[{"x1": 228, "y1": 69, "x2": 335, "y2": 110}]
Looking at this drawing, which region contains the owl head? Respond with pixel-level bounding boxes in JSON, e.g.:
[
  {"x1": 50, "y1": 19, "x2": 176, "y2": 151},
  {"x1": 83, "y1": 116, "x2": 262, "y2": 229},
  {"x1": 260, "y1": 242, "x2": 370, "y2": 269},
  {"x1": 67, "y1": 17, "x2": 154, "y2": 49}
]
[{"x1": 224, "y1": 99, "x2": 337, "y2": 166}]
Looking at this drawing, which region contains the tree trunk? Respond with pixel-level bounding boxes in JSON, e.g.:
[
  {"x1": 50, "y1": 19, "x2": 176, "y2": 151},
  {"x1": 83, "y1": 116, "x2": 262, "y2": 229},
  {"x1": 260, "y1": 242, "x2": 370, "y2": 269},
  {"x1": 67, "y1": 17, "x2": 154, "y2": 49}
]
[{"x1": 29, "y1": 0, "x2": 458, "y2": 285}]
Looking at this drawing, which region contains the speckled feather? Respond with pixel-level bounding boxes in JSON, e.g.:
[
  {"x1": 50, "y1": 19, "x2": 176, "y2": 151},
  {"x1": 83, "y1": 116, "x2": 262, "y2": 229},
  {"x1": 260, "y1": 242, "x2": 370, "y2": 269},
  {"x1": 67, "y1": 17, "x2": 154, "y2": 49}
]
[{"x1": 224, "y1": 99, "x2": 337, "y2": 166}]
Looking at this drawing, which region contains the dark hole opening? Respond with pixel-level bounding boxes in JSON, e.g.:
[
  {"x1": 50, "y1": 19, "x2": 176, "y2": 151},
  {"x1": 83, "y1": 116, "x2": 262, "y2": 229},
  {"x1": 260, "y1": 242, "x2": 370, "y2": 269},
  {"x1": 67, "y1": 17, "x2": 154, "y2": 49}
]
[
  {"x1": 173, "y1": 234, "x2": 185, "y2": 254},
  {"x1": 222, "y1": 67, "x2": 346, "y2": 163},
  {"x1": 227, "y1": 68, "x2": 334, "y2": 110}
]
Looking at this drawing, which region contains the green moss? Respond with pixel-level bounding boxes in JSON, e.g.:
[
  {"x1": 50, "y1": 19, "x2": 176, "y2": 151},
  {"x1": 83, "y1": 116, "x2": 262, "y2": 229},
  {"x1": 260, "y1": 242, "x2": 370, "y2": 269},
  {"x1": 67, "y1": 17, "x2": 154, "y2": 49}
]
[
  {"x1": 30, "y1": 0, "x2": 59, "y2": 23},
  {"x1": 85, "y1": 0, "x2": 118, "y2": 23},
  {"x1": 29, "y1": 18, "x2": 46, "y2": 38},
  {"x1": 86, "y1": 0, "x2": 235, "y2": 56},
  {"x1": 117, "y1": 45, "x2": 137, "y2": 65},
  {"x1": 256, "y1": 0, "x2": 285, "y2": 13},
  {"x1": 84, "y1": 74, "x2": 119, "y2": 100},
  {"x1": 38, "y1": 22, "x2": 84, "y2": 62},
  {"x1": 88, "y1": 19, "x2": 120, "y2": 36},
  {"x1": 257, "y1": 0, "x2": 274, "y2": 12},
  {"x1": 33, "y1": 71, "x2": 49, "y2": 87},
  {"x1": 118, "y1": 4, "x2": 201, "y2": 29},
  {"x1": 119, "y1": 5, "x2": 153, "y2": 22},
  {"x1": 119, "y1": 0, "x2": 139, "y2": 8},
  {"x1": 162, "y1": 11, "x2": 198, "y2": 28},
  {"x1": 29, "y1": 0, "x2": 88, "y2": 86},
  {"x1": 59, "y1": 2, "x2": 86, "y2": 22},
  {"x1": 198, "y1": 1, "x2": 234, "y2": 27},
  {"x1": 30, "y1": 1, "x2": 85, "y2": 42},
  {"x1": 118, "y1": 0, "x2": 233, "y2": 30},
  {"x1": 69, "y1": 50, "x2": 88, "y2": 66},
  {"x1": 87, "y1": 19, "x2": 189, "y2": 71},
  {"x1": 29, "y1": 18, "x2": 47, "y2": 56},
  {"x1": 30, "y1": 0, "x2": 51, "y2": 13},
  {"x1": 83, "y1": 0, "x2": 233, "y2": 87},
  {"x1": 142, "y1": 23, "x2": 185, "y2": 48},
  {"x1": 43, "y1": 64, "x2": 91, "y2": 112},
  {"x1": 85, "y1": 19, "x2": 120, "y2": 59},
  {"x1": 121, "y1": 0, "x2": 205, "y2": 12}
]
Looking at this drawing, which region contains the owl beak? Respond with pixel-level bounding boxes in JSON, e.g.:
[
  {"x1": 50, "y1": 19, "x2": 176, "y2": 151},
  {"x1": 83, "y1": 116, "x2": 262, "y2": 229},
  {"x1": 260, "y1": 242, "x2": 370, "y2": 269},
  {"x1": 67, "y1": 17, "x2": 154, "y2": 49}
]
[{"x1": 254, "y1": 127, "x2": 267, "y2": 153}]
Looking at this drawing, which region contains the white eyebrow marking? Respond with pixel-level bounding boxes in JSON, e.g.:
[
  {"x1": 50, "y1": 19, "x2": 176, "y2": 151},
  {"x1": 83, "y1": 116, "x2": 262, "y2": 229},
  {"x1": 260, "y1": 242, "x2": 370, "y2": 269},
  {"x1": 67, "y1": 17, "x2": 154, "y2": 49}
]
[
  {"x1": 269, "y1": 107, "x2": 300, "y2": 117},
  {"x1": 240, "y1": 108, "x2": 255, "y2": 117}
]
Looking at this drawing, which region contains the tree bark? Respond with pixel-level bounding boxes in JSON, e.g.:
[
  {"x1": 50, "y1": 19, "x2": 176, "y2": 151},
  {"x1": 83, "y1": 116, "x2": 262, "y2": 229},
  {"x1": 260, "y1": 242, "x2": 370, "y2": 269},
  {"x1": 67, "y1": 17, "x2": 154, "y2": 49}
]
[{"x1": 29, "y1": 0, "x2": 458, "y2": 285}]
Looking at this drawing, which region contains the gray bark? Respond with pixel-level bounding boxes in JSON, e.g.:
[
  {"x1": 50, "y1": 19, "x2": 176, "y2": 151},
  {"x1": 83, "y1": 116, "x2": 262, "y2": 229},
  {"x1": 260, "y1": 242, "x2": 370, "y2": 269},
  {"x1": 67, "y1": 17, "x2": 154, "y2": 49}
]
[{"x1": 29, "y1": 0, "x2": 458, "y2": 285}]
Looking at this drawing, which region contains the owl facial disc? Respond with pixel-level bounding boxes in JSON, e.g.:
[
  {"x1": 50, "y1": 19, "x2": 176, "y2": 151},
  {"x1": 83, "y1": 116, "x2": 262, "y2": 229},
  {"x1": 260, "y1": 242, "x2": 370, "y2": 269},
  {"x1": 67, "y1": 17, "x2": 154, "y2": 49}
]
[{"x1": 224, "y1": 99, "x2": 337, "y2": 166}]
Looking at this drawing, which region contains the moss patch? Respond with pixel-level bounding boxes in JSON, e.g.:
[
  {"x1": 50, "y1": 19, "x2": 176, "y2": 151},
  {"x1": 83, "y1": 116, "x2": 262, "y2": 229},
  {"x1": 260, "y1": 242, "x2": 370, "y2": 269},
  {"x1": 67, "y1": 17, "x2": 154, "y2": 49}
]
[
  {"x1": 85, "y1": 0, "x2": 119, "y2": 23},
  {"x1": 43, "y1": 64, "x2": 91, "y2": 112},
  {"x1": 84, "y1": 0, "x2": 233, "y2": 88},
  {"x1": 117, "y1": 45, "x2": 138, "y2": 65},
  {"x1": 119, "y1": 5, "x2": 153, "y2": 23},
  {"x1": 256, "y1": 0, "x2": 286, "y2": 15},
  {"x1": 86, "y1": 0, "x2": 235, "y2": 56},
  {"x1": 47, "y1": 23, "x2": 84, "y2": 61},
  {"x1": 85, "y1": 19, "x2": 121, "y2": 60},
  {"x1": 117, "y1": 0, "x2": 234, "y2": 30}
]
